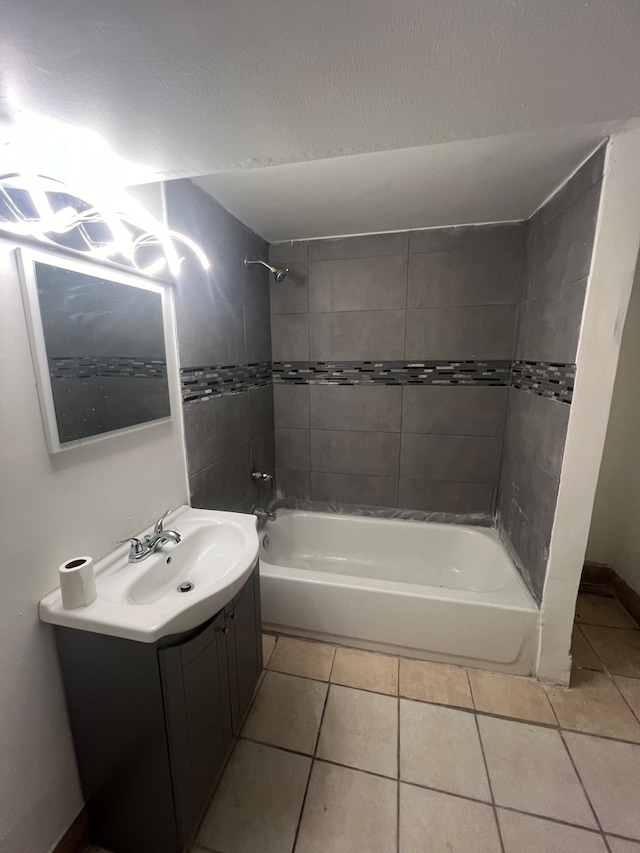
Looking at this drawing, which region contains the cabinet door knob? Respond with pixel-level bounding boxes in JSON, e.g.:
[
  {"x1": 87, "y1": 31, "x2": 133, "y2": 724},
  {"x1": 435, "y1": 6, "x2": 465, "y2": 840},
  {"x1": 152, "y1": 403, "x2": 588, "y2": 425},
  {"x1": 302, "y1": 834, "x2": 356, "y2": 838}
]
[
  {"x1": 219, "y1": 626, "x2": 229, "y2": 635},
  {"x1": 228, "y1": 612, "x2": 236, "y2": 620}
]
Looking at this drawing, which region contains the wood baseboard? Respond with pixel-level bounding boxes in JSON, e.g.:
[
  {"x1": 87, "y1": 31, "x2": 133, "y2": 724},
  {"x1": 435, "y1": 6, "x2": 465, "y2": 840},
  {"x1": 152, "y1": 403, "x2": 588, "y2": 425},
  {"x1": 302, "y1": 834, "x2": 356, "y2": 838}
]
[
  {"x1": 611, "y1": 572, "x2": 640, "y2": 626},
  {"x1": 53, "y1": 808, "x2": 89, "y2": 853},
  {"x1": 581, "y1": 561, "x2": 612, "y2": 586}
]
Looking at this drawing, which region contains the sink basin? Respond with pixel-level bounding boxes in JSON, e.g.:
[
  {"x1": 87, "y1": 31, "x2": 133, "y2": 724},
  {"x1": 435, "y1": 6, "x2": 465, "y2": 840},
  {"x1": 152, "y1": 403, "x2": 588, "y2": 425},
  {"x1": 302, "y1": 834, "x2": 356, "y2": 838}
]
[{"x1": 39, "y1": 506, "x2": 259, "y2": 642}]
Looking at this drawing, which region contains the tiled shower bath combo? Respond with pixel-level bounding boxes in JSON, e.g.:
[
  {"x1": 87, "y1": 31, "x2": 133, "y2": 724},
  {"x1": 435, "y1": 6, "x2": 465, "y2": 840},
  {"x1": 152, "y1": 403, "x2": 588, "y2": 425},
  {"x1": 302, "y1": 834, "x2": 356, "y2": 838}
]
[
  {"x1": 268, "y1": 146, "x2": 603, "y2": 603},
  {"x1": 169, "y1": 147, "x2": 604, "y2": 679}
]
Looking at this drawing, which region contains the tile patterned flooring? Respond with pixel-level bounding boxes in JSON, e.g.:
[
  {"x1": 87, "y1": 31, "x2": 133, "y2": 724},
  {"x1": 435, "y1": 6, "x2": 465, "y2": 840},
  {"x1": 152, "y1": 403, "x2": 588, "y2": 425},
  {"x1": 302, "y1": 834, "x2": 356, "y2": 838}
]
[{"x1": 190, "y1": 592, "x2": 640, "y2": 853}]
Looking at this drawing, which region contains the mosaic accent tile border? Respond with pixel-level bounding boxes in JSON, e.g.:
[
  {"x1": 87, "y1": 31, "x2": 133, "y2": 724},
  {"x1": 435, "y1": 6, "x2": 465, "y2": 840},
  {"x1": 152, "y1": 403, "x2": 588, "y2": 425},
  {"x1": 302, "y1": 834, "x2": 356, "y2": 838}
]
[
  {"x1": 272, "y1": 360, "x2": 512, "y2": 386},
  {"x1": 49, "y1": 356, "x2": 167, "y2": 380},
  {"x1": 179, "y1": 359, "x2": 577, "y2": 404},
  {"x1": 511, "y1": 360, "x2": 575, "y2": 404},
  {"x1": 181, "y1": 361, "x2": 272, "y2": 402}
]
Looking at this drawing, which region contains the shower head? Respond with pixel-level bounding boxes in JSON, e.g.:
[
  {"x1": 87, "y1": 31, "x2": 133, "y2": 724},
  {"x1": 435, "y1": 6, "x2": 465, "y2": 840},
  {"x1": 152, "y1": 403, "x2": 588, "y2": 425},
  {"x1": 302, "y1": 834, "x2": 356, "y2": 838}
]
[{"x1": 244, "y1": 258, "x2": 289, "y2": 283}]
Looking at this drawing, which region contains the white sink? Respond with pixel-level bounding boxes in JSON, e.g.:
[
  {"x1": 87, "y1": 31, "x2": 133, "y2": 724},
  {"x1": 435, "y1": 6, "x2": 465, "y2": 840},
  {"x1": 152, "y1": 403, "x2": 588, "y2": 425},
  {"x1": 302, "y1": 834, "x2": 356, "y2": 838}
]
[{"x1": 39, "y1": 506, "x2": 259, "y2": 642}]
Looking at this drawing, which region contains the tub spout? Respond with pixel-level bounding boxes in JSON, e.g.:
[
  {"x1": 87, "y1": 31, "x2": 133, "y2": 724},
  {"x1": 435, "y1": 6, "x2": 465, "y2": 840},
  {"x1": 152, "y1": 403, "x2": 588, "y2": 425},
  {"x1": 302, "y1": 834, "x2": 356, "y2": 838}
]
[{"x1": 253, "y1": 506, "x2": 276, "y2": 526}]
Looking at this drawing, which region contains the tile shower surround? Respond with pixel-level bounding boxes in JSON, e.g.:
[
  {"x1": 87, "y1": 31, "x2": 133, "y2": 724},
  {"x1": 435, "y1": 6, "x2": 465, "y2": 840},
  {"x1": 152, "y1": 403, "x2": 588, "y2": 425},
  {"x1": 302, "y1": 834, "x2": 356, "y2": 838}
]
[
  {"x1": 177, "y1": 352, "x2": 574, "y2": 518},
  {"x1": 269, "y1": 148, "x2": 605, "y2": 602},
  {"x1": 498, "y1": 144, "x2": 606, "y2": 602},
  {"x1": 269, "y1": 222, "x2": 524, "y2": 518},
  {"x1": 165, "y1": 179, "x2": 275, "y2": 513}
]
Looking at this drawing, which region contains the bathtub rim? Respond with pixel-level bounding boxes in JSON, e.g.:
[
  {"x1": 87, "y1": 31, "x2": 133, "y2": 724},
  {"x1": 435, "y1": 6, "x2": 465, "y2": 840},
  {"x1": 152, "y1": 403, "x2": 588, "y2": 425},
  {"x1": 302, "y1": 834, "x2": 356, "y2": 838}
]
[{"x1": 259, "y1": 509, "x2": 538, "y2": 612}]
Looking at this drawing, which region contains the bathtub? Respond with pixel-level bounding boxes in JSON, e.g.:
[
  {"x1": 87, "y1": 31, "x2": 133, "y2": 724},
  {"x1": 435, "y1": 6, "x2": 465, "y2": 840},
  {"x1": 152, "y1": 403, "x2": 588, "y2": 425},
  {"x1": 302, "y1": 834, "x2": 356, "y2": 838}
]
[{"x1": 259, "y1": 510, "x2": 539, "y2": 675}]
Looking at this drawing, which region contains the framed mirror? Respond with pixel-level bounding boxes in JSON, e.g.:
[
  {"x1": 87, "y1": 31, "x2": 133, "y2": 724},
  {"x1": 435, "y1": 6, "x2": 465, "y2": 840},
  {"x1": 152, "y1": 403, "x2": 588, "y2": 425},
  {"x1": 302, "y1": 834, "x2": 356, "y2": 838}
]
[{"x1": 17, "y1": 248, "x2": 172, "y2": 453}]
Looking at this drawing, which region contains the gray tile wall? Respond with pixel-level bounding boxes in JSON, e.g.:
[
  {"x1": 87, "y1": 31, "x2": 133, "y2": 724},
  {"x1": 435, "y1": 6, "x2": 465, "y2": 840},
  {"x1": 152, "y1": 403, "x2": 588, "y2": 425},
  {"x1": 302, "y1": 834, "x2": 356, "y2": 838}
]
[
  {"x1": 497, "y1": 145, "x2": 606, "y2": 602},
  {"x1": 270, "y1": 224, "x2": 523, "y2": 513},
  {"x1": 166, "y1": 179, "x2": 274, "y2": 512}
]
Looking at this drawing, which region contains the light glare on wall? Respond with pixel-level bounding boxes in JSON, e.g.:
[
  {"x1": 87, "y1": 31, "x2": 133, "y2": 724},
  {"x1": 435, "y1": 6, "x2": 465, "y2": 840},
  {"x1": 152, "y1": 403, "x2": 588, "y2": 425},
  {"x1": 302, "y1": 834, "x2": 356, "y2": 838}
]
[{"x1": 0, "y1": 112, "x2": 209, "y2": 276}]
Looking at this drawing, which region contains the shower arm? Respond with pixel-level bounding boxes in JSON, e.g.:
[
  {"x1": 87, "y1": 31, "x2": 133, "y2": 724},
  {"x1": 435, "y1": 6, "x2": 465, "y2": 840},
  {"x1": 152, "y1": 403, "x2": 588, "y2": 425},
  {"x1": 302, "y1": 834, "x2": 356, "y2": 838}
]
[
  {"x1": 244, "y1": 258, "x2": 277, "y2": 274},
  {"x1": 244, "y1": 257, "x2": 289, "y2": 283}
]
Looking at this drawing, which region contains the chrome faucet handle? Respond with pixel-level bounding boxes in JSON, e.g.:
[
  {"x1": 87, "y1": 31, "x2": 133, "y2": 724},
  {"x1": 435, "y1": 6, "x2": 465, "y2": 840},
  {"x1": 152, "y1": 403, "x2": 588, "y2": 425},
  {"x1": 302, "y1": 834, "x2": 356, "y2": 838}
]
[
  {"x1": 117, "y1": 537, "x2": 145, "y2": 560},
  {"x1": 251, "y1": 471, "x2": 274, "y2": 491},
  {"x1": 153, "y1": 509, "x2": 173, "y2": 537}
]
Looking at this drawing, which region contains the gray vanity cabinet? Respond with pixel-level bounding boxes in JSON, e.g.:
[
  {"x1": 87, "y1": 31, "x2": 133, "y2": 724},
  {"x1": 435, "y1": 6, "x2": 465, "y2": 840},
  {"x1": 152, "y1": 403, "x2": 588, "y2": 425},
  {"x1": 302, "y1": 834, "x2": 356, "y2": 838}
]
[
  {"x1": 160, "y1": 609, "x2": 233, "y2": 844},
  {"x1": 54, "y1": 564, "x2": 262, "y2": 853},
  {"x1": 226, "y1": 564, "x2": 262, "y2": 733}
]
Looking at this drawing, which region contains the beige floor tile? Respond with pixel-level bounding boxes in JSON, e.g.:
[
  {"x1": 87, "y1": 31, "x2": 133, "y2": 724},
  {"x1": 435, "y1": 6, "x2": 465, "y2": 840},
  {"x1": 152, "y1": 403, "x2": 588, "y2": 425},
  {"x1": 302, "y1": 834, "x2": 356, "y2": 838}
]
[
  {"x1": 546, "y1": 669, "x2": 640, "y2": 741},
  {"x1": 469, "y1": 669, "x2": 556, "y2": 724},
  {"x1": 197, "y1": 740, "x2": 310, "y2": 853},
  {"x1": 262, "y1": 633, "x2": 277, "y2": 666},
  {"x1": 242, "y1": 671, "x2": 328, "y2": 754},
  {"x1": 477, "y1": 716, "x2": 597, "y2": 828},
  {"x1": 580, "y1": 626, "x2": 640, "y2": 677},
  {"x1": 399, "y1": 658, "x2": 473, "y2": 708},
  {"x1": 331, "y1": 647, "x2": 398, "y2": 694},
  {"x1": 296, "y1": 761, "x2": 397, "y2": 853},
  {"x1": 498, "y1": 809, "x2": 607, "y2": 853},
  {"x1": 608, "y1": 838, "x2": 640, "y2": 852},
  {"x1": 564, "y1": 731, "x2": 640, "y2": 839},
  {"x1": 572, "y1": 625, "x2": 605, "y2": 672},
  {"x1": 400, "y1": 784, "x2": 501, "y2": 853},
  {"x1": 267, "y1": 636, "x2": 335, "y2": 680},
  {"x1": 575, "y1": 594, "x2": 638, "y2": 629},
  {"x1": 614, "y1": 675, "x2": 640, "y2": 718},
  {"x1": 317, "y1": 684, "x2": 398, "y2": 777},
  {"x1": 400, "y1": 699, "x2": 490, "y2": 800}
]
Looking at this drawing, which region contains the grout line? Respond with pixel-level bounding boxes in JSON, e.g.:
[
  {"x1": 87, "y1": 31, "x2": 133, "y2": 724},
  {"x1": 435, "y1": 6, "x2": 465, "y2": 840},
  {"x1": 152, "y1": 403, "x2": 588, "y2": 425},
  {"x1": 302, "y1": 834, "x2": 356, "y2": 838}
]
[
  {"x1": 465, "y1": 666, "x2": 476, "y2": 710},
  {"x1": 266, "y1": 661, "x2": 640, "y2": 745},
  {"x1": 290, "y1": 663, "x2": 333, "y2": 853},
  {"x1": 579, "y1": 622, "x2": 640, "y2": 633},
  {"x1": 396, "y1": 657, "x2": 401, "y2": 853},
  {"x1": 611, "y1": 677, "x2": 640, "y2": 725},
  {"x1": 557, "y1": 726, "x2": 612, "y2": 853},
  {"x1": 473, "y1": 711, "x2": 506, "y2": 853},
  {"x1": 236, "y1": 734, "x2": 623, "y2": 842},
  {"x1": 493, "y1": 802, "x2": 612, "y2": 836},
  {"x1": 607, "y1": 831, "x2": 640, "y2": 845},
  {"x1": 239, "y1": 734, "x2": 317, "y2": 761}
]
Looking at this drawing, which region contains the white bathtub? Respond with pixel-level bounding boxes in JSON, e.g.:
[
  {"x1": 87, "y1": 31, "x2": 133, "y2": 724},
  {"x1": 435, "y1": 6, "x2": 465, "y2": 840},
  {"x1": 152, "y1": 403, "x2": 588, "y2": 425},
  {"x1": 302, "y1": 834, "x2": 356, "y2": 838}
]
[{"x1": 259, "y1": 510, "x2": 539, "y2": 675}]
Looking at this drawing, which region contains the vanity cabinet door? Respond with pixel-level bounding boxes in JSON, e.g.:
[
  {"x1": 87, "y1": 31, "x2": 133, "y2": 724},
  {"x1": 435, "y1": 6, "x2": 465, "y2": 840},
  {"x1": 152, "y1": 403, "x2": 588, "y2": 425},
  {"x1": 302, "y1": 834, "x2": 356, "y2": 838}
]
[
  {"x1": 160, "y1": 610, "x2": 233, "y2": 846},
  {"x1": 226, "y1": 565, "x2": 262, "y2": 734}
]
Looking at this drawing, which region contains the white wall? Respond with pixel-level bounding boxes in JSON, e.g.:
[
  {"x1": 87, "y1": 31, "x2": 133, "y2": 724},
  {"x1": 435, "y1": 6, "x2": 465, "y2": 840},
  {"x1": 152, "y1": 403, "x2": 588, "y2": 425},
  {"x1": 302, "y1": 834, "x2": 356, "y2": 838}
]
[
  {"x1": 0, "y1": 237, "x2": 188, "y2": 852},
  {"x1": 586, "y1": 256, "x2": 640, "y2": 592},
  {"x1": 536, "y1": 128, "x2": 640, "y2": 683}
]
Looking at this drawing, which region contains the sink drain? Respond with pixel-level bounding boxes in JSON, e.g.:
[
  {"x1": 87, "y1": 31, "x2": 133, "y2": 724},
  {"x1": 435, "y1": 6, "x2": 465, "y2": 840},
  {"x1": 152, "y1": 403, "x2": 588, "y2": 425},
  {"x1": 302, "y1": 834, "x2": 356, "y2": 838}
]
[{"x1": 177, "y1": 581, "x2": 194, "y2": 593}]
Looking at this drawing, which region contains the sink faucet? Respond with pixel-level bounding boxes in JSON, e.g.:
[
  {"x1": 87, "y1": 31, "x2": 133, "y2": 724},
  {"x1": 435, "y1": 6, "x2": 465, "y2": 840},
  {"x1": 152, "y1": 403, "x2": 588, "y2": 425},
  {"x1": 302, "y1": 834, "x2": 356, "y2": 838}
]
[{"x1": 119, "y1": 510, "x2": 182, "y2": 563}]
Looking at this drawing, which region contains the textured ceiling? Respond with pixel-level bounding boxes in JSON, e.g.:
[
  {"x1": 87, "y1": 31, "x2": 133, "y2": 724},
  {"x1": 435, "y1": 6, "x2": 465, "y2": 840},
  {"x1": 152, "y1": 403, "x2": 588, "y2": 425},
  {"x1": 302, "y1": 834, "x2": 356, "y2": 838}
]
[
  {"x1": 2, "y1": 0, "x2": 640, "y2": 178},
  {"x1": 2, "y1": 0, "x2": 640, "y2": 238}
]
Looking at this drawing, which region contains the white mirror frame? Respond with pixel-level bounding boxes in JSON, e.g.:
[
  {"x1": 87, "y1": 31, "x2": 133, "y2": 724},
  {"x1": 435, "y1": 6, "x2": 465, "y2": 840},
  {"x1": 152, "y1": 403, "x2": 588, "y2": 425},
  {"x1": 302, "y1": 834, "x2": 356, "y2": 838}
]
[{"x1": 16, "y1": 247, "x2": 177, "y2": 454}]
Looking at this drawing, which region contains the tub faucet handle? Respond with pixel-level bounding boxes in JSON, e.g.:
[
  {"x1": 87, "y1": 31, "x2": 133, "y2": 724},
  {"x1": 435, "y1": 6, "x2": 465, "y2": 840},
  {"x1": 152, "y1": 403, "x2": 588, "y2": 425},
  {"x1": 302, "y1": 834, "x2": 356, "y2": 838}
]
[{"x1": 251, "y1": 471, "x2": 274, "y2": 491}]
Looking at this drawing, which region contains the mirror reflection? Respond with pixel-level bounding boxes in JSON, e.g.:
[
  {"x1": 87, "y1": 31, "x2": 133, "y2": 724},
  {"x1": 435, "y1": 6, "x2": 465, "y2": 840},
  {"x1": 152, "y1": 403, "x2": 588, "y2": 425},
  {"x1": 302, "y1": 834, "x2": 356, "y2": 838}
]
[{"x1": 35, "y1": 262, "x2": 170, "y2": 443}]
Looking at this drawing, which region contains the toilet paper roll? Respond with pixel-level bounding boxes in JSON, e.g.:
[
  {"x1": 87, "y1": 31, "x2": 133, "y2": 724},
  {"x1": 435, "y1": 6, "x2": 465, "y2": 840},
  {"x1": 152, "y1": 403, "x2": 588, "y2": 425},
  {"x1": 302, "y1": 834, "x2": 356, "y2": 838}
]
[{"x1": 59, "y1": 556, "x2": 97, "y2": 610}]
